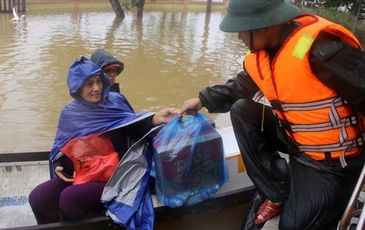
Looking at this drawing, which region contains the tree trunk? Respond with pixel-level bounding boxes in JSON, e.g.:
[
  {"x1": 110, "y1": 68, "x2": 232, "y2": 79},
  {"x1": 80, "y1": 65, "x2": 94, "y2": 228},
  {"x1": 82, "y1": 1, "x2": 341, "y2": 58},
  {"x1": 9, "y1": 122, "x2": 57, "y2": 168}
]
[
  {"x1": 109, "y1": 0, "x2": 125, "y2": 18},
  {"x1": 183, "y1": 0, "x2": 189, "y2": 12},
  {"x1": 136, "y1": 0, "x2": 145, "y2": 17},
  {"x1": 206, "y1": 0, "x2": 212, "y2": 13}
]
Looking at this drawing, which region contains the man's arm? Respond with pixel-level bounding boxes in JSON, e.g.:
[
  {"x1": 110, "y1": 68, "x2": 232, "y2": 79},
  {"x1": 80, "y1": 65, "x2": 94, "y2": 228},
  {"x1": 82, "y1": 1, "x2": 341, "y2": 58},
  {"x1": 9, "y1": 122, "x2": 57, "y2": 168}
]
[
  {"x1": 199, "y1": 70, "x2": 260, "y2": 113},
  {"x1": 310, "y1": 33, "x2": 365, "y2": 114}
]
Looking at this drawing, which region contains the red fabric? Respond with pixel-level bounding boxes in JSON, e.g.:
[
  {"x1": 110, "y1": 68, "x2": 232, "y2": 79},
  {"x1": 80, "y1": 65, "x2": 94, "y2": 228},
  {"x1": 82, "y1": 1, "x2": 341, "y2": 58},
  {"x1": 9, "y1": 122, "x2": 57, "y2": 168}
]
[
  {"x1": 61, "y1": 133, "x2": 119, "y2": 185},
  {"x1": 255, "y1": 199, "x2": 282, "y2": 225}
]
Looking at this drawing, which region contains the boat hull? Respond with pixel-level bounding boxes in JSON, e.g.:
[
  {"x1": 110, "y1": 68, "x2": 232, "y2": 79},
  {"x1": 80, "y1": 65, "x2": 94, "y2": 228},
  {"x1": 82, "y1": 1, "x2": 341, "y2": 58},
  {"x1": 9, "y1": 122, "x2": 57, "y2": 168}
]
[{"x1": 0, "y1": 127, "x2": 254, "y2": 229}]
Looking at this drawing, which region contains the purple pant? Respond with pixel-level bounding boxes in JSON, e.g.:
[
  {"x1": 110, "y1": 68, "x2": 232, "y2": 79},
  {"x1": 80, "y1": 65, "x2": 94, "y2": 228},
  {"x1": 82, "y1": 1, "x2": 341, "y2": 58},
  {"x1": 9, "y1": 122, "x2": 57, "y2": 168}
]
[{"x1": 28, "y1": 177, "x2": 106, "y2": 224}]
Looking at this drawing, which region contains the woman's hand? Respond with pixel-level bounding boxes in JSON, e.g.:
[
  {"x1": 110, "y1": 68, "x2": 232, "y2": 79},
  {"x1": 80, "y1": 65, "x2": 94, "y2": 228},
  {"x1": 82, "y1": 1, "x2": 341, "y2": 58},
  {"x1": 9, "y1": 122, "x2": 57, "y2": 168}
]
[
  {"x1": 55, "y1": 166, "x2": 74, "y2": 183},
  {"x1": 152, "y1": 108, "x2": 181, "y2": 126},
  {"x1": 181, "y1": 97, "x2": 202, "y2": 115}
]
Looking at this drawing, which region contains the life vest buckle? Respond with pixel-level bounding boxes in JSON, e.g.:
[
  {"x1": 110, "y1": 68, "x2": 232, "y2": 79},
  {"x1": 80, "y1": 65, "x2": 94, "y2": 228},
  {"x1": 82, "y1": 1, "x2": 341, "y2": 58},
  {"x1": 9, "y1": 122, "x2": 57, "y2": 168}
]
[{"x1": 270, "y1": 100, "x2": 283, "y2": 112}]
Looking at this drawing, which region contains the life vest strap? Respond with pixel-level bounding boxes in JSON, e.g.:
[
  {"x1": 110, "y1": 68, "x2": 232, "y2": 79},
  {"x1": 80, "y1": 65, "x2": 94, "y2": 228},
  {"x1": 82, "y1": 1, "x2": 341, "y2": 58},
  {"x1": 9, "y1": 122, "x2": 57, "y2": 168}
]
[
  {"x1": 280, "y1": 115, "x2": 358, "y2": 133},
  {"x1": 297, "y1": 133, "x2": 365, "y2": 152},
  {"x1": 271, "y1": 97, "x2": 347, "y2": 112}
]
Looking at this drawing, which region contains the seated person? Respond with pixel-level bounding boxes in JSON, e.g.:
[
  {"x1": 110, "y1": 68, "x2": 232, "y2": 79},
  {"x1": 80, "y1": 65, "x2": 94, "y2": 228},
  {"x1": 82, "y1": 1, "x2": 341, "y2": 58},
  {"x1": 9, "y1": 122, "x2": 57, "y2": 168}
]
[
  {"x1": 28, "y1": 56, "x2": 179, "y2": 224},
  {"x1": 91, "y1": 49, "x2": 123, "y2": 93}
]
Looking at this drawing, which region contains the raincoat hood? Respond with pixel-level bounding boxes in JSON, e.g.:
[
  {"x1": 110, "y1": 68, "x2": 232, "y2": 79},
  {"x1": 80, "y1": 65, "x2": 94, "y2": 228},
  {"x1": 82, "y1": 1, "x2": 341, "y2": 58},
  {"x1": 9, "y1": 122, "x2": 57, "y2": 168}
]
[
  {"x1": 50, "y1": 57, "x2": 152, "y2": 162},
  {"x1": 67, "y1": 56, "x2": 111, "y2": 102},
  {"x1": 90, "y1": 49, "x2": 124, "y2": 75}
]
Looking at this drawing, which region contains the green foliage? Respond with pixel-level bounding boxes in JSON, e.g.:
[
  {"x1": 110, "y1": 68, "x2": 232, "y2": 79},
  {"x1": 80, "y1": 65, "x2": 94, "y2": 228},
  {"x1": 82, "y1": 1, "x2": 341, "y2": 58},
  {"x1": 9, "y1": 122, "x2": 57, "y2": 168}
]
[
  {"x1": 319, "y1": 7, "x2": 355, "y2": 29},
  {"x1": 301, "y1": 0, "x2": 362, "y2": 29},
  {"x1": 324, "y1": 0, "x2": 356, "y2": 8},
  {"x1": 120, "y1": 0, "x2": 140, "y2": 11},
  {"x1": 301, "y1": 6, "x2": 355, "y2": 29},
  {"x1": 121, "y1": 2, "x2": 135, "y2": 11},
  {"x1": 303, "y1": 0, "x2": 360, "y2": 14}
]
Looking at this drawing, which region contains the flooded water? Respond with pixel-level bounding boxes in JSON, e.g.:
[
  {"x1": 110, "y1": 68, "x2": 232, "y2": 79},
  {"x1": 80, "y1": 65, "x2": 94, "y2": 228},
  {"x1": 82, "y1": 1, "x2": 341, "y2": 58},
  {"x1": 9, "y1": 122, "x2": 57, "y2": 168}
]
[
  {"x1": 0, "y1": 3, "x2": 250, "y2": 230},
  {"x1": 0, "y1": 2, "x2": 245, "y2": 153}
]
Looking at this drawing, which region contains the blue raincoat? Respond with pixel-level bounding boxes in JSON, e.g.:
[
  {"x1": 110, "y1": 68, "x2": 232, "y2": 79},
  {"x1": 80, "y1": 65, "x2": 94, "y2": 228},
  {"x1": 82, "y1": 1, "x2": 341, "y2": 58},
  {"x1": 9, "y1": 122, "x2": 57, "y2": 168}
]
[
  {"x1": 102, "y1": 128, "x2": 158, "y2": 230},
  {"x1": 50, "y1": 56, "x2": 154, "y2": 229}
]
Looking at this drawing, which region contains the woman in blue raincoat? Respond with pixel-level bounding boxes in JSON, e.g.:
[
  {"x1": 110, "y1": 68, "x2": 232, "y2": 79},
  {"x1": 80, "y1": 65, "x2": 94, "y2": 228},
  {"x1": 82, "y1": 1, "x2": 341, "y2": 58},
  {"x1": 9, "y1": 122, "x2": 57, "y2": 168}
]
[{"x1": 28, "y1": 57, "x2": 179, "y2": 224}]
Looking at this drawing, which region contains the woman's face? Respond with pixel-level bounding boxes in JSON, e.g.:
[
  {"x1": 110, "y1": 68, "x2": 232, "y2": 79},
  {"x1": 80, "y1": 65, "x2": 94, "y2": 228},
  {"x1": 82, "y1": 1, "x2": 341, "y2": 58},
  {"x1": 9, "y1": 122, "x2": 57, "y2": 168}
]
[{"x1": 80, "y1": 74, "x2": 103, "y2": 103}]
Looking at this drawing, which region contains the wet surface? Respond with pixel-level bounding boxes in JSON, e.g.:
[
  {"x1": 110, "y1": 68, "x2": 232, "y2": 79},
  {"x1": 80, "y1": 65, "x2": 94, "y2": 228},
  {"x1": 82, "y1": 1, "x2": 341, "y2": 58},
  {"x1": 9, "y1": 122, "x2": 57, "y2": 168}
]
[{"x1": 0, "y1": 2, "x2": 245, "y2": 153}]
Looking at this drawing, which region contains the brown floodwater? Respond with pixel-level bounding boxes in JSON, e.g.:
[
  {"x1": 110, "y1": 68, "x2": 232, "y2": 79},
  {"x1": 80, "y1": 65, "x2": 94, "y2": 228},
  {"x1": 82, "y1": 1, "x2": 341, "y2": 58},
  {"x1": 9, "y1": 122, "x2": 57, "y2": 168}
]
[
  {"x1": 0, "y1": 2, "x2": 246, "y2": 153},
  {"x1": 0, "y1": 4, "x2": 249, "y2": 229}
]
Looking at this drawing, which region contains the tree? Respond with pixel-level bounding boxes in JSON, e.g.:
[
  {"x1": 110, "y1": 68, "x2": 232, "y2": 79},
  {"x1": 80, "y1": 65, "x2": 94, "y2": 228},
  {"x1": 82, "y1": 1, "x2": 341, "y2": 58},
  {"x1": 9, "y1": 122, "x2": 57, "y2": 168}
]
[
  {"x1": 109, "y1": 0, "x2": 145, "y2": 18},
  {"x1": 134, "y1": 0, "x2": 145, "y2": 17},
  {"x1": 303, "y1": 0, "x2": 359, "y2": 14},
  {"x1": 109, "y1": 0, "x2": 125, "y2": 18}
]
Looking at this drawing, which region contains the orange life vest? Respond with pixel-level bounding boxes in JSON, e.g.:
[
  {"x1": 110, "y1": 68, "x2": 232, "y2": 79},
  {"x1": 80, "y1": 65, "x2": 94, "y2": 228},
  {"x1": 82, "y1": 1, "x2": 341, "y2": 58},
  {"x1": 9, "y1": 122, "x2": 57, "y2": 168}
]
[{"x1": 244, "y1": 14, "x2": 365, "y2": 163}]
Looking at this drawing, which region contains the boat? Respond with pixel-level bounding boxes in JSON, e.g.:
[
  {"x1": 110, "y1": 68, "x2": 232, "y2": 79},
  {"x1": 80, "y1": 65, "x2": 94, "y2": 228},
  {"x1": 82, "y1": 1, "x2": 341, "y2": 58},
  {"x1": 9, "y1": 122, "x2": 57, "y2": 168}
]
[
  {"x1": 0, "y1": 127, "x2": 256, "y2": 229},
  {"x1": 2, "y1": 126, "x2": 364, "y2": 230}
]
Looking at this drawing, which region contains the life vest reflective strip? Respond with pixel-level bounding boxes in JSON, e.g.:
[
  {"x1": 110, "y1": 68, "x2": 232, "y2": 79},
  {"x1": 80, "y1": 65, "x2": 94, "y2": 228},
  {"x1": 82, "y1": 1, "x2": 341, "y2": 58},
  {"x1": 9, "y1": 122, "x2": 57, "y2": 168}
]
[
  {"x1": 279, "y1": 97, "x2": 346, "y2": 111},
  {"x1": 289, "y1": 115, "x2": 359, "y2": 132},
  {"x1": 298, "y1": 133, "x2": 365, "y2": 152},
  {"x1": 244, "y1": 14, "x2": 365, "y2": 162}
]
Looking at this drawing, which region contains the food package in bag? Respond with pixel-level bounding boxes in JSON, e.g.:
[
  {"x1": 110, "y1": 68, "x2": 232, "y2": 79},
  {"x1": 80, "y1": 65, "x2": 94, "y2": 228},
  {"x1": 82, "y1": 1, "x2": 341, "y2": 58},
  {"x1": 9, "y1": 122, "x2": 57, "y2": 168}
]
[{"x1": 152, "y1": 113, "x2": 228, "y2": 207}]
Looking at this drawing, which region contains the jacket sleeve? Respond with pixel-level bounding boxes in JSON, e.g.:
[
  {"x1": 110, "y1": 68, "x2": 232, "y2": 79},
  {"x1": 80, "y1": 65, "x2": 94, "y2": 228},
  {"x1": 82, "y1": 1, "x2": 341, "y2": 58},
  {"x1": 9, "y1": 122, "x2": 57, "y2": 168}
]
[
  {"x1": 199, "y1": 70, "x2": 260, "y2": 113},
  {"x1": 310, "y1": 33, "x2": 365, "y2": 114}
]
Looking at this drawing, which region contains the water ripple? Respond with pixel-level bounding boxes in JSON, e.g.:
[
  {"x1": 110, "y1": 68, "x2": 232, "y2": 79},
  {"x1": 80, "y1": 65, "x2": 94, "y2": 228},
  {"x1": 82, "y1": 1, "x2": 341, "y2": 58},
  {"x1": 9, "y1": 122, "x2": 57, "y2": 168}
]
[{"x1": 0, "y1": 5, "x2": 246, "y2": 153}]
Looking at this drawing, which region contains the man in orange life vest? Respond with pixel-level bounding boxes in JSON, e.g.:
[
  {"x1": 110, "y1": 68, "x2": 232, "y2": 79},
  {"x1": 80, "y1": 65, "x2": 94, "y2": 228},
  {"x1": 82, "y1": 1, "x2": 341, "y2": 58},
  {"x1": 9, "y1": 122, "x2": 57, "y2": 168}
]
[{"x1": 181, "y1": 0, "x2": 365, "y2": 229}]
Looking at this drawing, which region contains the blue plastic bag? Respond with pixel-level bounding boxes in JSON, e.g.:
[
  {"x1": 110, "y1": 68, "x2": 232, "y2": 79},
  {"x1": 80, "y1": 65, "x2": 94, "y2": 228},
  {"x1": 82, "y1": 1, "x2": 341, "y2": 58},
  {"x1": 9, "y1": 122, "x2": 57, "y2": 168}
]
[{"x1": 152, "y1": 113, "x2": 228, "y2": 207}]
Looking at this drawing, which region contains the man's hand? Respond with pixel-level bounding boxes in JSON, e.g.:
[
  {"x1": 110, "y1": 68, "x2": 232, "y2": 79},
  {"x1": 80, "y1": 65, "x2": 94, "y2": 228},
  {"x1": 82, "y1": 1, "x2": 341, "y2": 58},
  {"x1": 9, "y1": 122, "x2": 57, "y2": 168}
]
[
  {"x1": 55, "y1": 166, "x2": 74, "y2": 183},
  {"x1": 181, "y1": 97, "x2": 203, "y2": 115},
  {"x1": 152, "y1": 108, "x2": 181, "y2": 126}
]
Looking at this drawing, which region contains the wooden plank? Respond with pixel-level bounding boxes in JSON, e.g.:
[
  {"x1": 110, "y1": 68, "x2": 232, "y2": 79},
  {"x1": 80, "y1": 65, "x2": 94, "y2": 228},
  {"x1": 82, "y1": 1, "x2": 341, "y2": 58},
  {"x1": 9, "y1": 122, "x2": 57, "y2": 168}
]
[
  {"x1": 0, "y1": 152, "x2": 49, "y2": 163},
  {"x1": 2, "y1": 188, "x2": 255, "y2": 230},
  {"x1": 4, "y1": 216, "x2": 116, "y2": 230}
]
